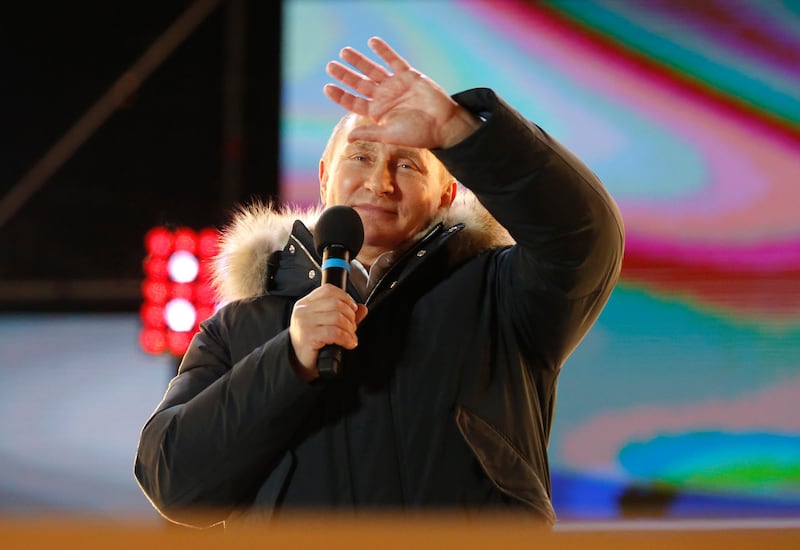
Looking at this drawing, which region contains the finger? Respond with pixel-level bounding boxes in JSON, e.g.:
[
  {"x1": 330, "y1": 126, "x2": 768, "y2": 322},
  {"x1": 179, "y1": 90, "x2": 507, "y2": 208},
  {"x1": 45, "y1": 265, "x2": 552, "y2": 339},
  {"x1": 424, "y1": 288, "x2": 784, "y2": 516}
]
[
  {"x1": 310, "y1": 284, "x2": 360, "y2": 311},
  {"x1": 321, "y1": 290, "x2": 366, "y2": 321},
  {"x1": 367, "y1": 36, "x2": 411, "y2": 74},
  {"x1": 295, "y1": 285, "x2": 348, "y2": 312},
  {"x1": 304, "y1": 323, "x2": 358, "y2": 349},
  {"x1": 323, "y1": 84, "x2": 371, "y2": 118},
  {"x1": 297, "y1": 293, "x2": 358, "y2": 324},
  {"x1": 346, "y1": 123, "x2": 387, "y2": 144},
  {"x1": 339, "y1": 46, "x2": 392, "y2": 82},
  {"x1": 294, "y1": 298, "x2": 357, "y2": 326},
  {"x1": 311, "y1": 309, "x2": 358, "y2": 333},
  {"x1": 326, "y1": 61, "x2": 379, "y2": 97},
  {"x1": 325, "y1": 326, "x2": 359, "y2": 349},
  {"x1": 292, "y1": 320, "x2": 356, "y2": 349}
]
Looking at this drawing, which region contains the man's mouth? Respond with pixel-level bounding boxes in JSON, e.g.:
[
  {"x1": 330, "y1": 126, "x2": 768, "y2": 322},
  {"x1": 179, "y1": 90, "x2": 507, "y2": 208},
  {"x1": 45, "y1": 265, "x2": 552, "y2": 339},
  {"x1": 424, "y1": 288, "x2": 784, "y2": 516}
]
[{"x1": 352, "y1": 204, "x2": 397, "y2": 216}]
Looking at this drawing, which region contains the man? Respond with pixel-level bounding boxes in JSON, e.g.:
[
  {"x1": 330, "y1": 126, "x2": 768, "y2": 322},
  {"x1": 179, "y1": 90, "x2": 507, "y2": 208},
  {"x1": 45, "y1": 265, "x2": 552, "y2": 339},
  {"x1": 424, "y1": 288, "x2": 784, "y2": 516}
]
[{"x1": 134, "y1": 37, "x2": 624, "y2": 527}]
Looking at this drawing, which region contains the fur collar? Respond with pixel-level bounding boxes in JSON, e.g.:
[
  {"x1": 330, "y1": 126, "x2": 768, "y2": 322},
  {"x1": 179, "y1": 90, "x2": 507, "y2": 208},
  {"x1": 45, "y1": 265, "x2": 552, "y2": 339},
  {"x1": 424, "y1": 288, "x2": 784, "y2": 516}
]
[{"x1": 212, "y1": 188, "x2": 514, "y2": 303}]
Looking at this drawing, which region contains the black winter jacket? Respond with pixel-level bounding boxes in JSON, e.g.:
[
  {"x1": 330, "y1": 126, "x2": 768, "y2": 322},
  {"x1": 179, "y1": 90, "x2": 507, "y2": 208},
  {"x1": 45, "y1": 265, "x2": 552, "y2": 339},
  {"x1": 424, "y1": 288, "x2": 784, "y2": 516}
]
[{"x1": 134, "y1": 88, "x2": 624, "y2": 527}]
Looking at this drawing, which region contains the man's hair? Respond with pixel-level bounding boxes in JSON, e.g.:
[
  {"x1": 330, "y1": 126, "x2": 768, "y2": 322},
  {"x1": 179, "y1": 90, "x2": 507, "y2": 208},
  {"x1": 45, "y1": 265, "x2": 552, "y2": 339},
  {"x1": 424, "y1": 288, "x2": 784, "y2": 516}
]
[
  {"x1": 321, "y1": 113, "x2": 456, "y2": 191},
  {"x1": 321, "y1": 113, "x2": 358, "y2": 167}
]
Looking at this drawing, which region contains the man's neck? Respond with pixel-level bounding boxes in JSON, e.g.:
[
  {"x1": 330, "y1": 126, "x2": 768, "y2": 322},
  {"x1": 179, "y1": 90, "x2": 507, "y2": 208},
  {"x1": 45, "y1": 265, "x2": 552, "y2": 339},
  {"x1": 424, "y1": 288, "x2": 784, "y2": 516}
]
[
  {"x1": 356, "y1": 220, "x2": 442, "y2": 269},
  {"x1": 355, "y1": 245, "x2": 387, "y2": 271}
]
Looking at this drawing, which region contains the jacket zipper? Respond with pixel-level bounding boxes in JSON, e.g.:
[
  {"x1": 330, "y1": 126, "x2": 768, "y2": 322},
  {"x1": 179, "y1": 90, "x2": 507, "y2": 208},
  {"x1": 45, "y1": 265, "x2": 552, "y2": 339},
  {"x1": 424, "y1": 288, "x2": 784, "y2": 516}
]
[
  {"x1": 364, "y1": 223, "x2": 448, "y2": 306},
  {"x1": 289, "y1": 234, "x2": 321, "y2": 271}
]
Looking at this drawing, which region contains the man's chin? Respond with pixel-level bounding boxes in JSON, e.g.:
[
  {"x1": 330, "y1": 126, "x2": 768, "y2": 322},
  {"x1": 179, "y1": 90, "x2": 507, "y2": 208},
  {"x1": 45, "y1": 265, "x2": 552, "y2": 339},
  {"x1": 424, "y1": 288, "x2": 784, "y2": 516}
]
[{"x1": 362, "y1": 231, "x2": 403, "y2": 254}]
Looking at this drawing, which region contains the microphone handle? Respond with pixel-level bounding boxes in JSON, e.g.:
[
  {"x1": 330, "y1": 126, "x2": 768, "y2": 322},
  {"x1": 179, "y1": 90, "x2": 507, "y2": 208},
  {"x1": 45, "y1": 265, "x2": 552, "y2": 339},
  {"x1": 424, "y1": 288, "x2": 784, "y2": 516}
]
[
  {"x1": 317, "y1": 245, "x2": 350, "y2": 379},
  {"x1": 317, "y1": 345, "x2": 343, "y2": 379}
]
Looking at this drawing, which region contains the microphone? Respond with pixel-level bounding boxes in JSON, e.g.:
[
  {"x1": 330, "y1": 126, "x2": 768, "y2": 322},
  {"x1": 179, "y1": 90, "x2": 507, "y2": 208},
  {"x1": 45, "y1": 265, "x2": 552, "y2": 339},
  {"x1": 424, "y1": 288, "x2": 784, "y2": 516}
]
[{"x1": 313, "y1": 205, "x2": 364, "y2": 379}]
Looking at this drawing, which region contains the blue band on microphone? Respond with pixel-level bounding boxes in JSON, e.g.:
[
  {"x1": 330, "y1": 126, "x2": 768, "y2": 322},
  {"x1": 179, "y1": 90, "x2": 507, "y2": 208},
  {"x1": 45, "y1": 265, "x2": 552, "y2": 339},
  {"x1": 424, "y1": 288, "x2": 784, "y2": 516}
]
[{"x1": 322, "y1": 258, "x2": 351, "y2": 272}]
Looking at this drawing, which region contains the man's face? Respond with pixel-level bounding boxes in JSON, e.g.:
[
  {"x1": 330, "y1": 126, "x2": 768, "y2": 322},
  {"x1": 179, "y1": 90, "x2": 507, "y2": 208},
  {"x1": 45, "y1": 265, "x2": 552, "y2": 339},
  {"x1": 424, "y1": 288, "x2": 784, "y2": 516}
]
[{"x1": 319, "y1": 117, "x2": 454, "y2": 258}]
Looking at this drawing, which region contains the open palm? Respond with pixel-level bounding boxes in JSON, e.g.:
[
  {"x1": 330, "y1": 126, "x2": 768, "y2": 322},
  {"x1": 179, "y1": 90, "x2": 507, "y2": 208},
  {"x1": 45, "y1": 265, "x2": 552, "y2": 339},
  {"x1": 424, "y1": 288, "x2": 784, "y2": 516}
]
[{"x1": 324, "y1": 37, "x2": 477, "y2": 149}]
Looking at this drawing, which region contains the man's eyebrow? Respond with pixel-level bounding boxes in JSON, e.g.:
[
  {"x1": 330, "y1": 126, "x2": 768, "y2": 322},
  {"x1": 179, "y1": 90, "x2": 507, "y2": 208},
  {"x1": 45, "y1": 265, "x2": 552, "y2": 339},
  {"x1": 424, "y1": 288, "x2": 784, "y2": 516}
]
[
  {"x1": 395, "y1": 148, "x2": 423, "y2": 160},
  {"x1": 345, "y1": 141, "x2": 378, "y2": 152},
  {"x1": 395, "y1": 148, "x2": 430, "y2": 173}
]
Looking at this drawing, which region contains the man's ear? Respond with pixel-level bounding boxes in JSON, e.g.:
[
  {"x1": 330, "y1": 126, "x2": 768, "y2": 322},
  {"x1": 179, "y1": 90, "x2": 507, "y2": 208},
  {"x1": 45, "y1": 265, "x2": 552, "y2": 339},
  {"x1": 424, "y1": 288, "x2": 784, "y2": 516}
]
[
  {"x1": 319, "y1": 159, "x2": 328, "y2": 205},
  {"x1": 439, "y1": 181, "x2": 457, "y2": 209}
]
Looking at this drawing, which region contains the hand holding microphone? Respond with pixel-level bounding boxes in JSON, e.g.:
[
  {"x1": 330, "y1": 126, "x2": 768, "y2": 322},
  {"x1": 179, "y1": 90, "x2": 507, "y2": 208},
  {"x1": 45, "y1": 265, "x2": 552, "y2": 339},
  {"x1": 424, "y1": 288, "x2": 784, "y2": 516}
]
[{"x1": 289, "y1": 206, "x2": 367, "y2": 381}]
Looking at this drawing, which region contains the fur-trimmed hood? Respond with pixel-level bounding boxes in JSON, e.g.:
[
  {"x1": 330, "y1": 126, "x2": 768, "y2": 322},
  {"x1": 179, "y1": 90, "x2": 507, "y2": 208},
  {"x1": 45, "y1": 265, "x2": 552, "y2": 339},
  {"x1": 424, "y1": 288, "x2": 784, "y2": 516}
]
[{"x1": 212, "y1": 188, "x2": 514, "y2": 304}]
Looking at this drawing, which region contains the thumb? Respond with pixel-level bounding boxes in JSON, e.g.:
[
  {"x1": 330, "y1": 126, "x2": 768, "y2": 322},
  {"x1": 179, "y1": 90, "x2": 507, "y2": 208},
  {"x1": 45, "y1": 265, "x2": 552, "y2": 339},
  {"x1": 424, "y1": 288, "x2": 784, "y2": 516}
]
[{"x1": 355, "y1": 304, "x2": 369, "y2": 325}]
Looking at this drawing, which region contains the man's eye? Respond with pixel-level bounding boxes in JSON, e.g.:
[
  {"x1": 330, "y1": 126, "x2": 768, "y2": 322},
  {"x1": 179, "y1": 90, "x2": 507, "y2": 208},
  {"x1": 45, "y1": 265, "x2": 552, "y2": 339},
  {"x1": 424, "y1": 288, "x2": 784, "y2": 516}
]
[
  {"x1": 398, "y1": 162, "x2": 417, "y2": 170},
  {"x1": 352, "y1": 155, "x2": 369, "y2": 162}
]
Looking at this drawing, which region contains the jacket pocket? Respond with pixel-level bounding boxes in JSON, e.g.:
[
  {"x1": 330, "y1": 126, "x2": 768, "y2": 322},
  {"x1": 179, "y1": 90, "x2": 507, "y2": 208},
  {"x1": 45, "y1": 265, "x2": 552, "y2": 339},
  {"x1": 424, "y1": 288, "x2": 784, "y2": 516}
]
[{"x1": 456, "y1": 406, "x2": 556, "y2": 524}]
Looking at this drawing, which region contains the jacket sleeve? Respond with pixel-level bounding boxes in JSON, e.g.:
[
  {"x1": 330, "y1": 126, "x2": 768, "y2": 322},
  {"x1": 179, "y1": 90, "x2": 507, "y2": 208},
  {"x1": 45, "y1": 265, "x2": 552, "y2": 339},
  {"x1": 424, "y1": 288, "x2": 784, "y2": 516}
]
[
  {"x1": 134, "y1": 299, "x2": 322, "y2": 527},
  {"x1": 433, "y1": 88, "x2": 625, "y2": 369}
]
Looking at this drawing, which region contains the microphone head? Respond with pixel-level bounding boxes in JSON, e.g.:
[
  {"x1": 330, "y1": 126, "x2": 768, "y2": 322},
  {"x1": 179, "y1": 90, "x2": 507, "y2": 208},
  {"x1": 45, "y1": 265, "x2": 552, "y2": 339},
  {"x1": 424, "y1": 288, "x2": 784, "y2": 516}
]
[{"x1": 313, "y1": 205, "x2": 365, "y2": 257}]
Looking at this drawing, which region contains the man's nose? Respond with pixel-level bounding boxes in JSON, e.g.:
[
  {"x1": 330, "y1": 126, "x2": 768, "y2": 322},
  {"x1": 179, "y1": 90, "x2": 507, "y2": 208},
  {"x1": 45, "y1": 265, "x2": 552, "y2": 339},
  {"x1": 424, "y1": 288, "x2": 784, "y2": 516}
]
[{"x1": 365, "y1": 163, "x2": 394, "y2": 195}]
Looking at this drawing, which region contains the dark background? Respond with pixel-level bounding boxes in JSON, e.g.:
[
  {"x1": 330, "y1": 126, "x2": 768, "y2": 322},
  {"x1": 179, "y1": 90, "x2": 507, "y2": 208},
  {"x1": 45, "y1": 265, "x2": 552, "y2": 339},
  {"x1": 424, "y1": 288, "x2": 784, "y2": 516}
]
[{"x1": 1, "y1": 0, "x2": 281, "y2": 310}]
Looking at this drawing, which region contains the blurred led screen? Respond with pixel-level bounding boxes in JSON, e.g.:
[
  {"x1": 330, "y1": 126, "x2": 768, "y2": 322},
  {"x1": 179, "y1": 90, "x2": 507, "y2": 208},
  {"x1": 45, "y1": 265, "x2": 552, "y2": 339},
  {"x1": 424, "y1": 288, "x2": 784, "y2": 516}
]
[{"x1": 280, "y1": 0, "x2": 800, "y2": 518}]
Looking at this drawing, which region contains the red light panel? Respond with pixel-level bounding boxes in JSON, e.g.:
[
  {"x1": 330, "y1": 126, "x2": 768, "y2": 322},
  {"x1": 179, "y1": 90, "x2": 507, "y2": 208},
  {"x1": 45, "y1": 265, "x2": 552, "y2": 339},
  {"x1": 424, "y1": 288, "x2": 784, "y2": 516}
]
[
  {"x1": 197, "y1": 259, "x2": 214, "y2": 282},
  {"x1": 140, "y1": 328, "x2": 167, "y2": 354},
  {"x1": 170, "y1": 283, "x2": 194, "y2": 301},
  {"x1": 173, "y1": 227, "x2": 197, "y2": 253},
  {"x1": 194, "y1": 282, "x2": 217, "y2": 305},
  {"x1": 198, "y1": 228, "x2": 220, "y2": 258},
  {"x1": 142, "y1": 280, "x2": 169, "y2": 304},
  {"x1": 167, "y1": 330, "x2": 193, "y2": 356},
  {"x1": 141, "y1": 225, "x2": 220, "y2": 357},
  {"x1": 195, "y1": 306, "x2": 215, "y2": 328},
  {"x1": 143, "y1": 257, "x2": 169, "y2": 281},
  {"x1": 145, "y1": 227, "x2": 174, "y2": 258},
  {"x1": 141, "y1": 302, "x2": 166, "y2": 329}
]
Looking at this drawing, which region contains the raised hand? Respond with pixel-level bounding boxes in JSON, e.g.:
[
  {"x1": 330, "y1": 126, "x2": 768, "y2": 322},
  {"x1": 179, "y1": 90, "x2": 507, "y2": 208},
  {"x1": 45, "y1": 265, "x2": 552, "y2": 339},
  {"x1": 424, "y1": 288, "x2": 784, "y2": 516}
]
[{"x1": 324, "y1": 37, "x2": 479, "y2": 149}]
